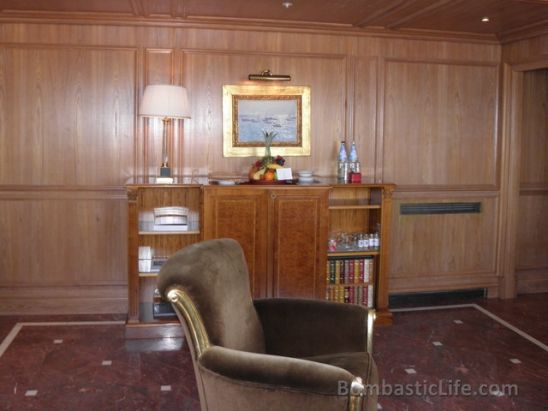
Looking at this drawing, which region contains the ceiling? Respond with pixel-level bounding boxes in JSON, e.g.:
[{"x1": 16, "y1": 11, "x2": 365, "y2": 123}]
[{"x1": 0, "y1": 0, "x2": 547, "y2": 40}]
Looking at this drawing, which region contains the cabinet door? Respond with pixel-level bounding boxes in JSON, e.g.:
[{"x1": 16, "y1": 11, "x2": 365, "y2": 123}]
[
  {"x1": 270, "y1": 188, "x2": 329, "y2": 299},
  {"x1": 203, "y1": 187, "x2": 269, "y2": 298}
]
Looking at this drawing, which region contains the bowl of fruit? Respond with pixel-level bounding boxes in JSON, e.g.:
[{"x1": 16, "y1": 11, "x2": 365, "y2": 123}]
[{"x1": 247, "y1": 131, "x2": 289, "y2": 184}]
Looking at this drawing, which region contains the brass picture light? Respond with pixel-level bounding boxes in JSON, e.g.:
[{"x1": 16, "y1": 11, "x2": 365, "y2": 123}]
[{"x1": 248, "y1": 69, "x2": 291, "y2": 81}]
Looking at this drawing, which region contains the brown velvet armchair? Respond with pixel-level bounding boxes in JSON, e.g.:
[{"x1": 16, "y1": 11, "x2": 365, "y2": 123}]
[{"x1": 158, "y1": 238, "x2": 378, "y2": 411}]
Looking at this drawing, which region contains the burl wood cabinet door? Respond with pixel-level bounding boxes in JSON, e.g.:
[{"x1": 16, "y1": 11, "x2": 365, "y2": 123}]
[
  {"x1": 270, "y1": 188, "x2": 329, "y2": 299},
  {"x1": 203, "y1": 187, "x2": 269, "y2": 298}
]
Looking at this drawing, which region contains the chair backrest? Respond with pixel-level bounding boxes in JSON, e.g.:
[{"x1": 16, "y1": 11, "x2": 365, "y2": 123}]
[{"x1": 158, "y1": 238, "x2": 266, "y2": 354}]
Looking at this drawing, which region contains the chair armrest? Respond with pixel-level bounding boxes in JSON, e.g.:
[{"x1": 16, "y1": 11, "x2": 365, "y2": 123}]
[
  {"x1": 254, "y1": 298, "x2": 374, "y2": 358},
  {"x1": 198, "y1": 345, "x2": 354, "y2": 395}
]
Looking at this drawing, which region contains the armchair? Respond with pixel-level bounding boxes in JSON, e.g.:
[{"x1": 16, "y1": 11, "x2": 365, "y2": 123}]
[{"x1": 158, "y1": 238, "x2": 378, "y2": 411}]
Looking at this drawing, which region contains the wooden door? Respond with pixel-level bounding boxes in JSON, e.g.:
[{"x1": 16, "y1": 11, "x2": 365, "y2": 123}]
[
  {"x1": 203, "y1": 186, "x2": 269, "y2": 298},
  {"x1": 270, "y1": 187, "x2": 329, "y2": 299}
]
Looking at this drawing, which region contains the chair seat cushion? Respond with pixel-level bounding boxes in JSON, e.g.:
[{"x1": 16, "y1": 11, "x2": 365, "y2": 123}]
[{"x1": 304, "y1": 352, "x2": 378, "y2": 385}]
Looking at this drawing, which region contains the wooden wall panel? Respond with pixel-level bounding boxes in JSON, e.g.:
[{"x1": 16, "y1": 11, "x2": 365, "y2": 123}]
[
  {"x1": 381, "y1": 60, "x2": 499, "y2": 188},
  {"x1": 516, "y1": 69, "x2": 548, "y2": 293},
  {"x1": 0, "y1": 19, "x2": 508, "y2": 313},
  {"x1": 0, "y1": 46, "x2": 136, "y2": 186},
  {"x1": 389, "y1": 195, "x2": 498, "y2": 293},
  {"x1": 520, "y1": 69, "x2": 548, "y2": 186},
  {"x1": 516, "y1": 194, "x2": 548, "y2": 270},
  {"x1": 0, "y1": 194, "x2": 127, "y2": 286},
  {"x1": 181, "y1": 50, "x2": 348, "y2": 177},
  {"x1": 353, "y1": 57, "x2": 377, "y2": 182}
]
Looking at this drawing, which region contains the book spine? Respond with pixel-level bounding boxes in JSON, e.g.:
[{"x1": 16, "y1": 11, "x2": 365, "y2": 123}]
[
  {"x1": 349, "y1": 259, "x2": 354, "y2": 284},
  {"x1": 364, "y1": 258, "x2": 371, "y2": 283}
]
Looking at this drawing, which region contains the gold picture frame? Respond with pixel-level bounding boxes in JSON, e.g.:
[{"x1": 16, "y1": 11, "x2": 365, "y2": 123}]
[{"x1": 222, "y1": 85, "x2": 311, "y2": 157}]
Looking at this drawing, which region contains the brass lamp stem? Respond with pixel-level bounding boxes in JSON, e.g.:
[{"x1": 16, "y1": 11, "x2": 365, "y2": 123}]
[{"x1": 160, "y1": 117, "x2": 171, "y2": 176}]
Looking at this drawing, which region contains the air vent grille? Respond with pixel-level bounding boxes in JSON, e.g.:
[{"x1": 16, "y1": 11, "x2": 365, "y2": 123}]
[{"x1": 400, "y1": 202, "x2": 481, "y2": 215}]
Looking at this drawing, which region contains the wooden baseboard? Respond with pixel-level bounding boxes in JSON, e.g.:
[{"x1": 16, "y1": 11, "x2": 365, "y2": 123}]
[
  {"x1": 0, "y1": 285, "x2": 127, "y2": 314},
  {"x1": 517, "y1": 268, "x2": 548, "y2": 294}
]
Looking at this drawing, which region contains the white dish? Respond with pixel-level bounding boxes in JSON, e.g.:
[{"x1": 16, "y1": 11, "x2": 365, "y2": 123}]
[
  {"x1": 299, "y1": 177, "x2": 314, "y2": 184},
  {"x1": 218, "y1": 180, "x2": 236, "y2": 186},
  {"x1": 298, "y1": 170, "x2": 313, "y2": 177}
]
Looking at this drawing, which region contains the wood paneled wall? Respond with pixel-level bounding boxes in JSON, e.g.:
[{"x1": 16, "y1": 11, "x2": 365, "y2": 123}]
[
  {"x1": 0, "y1": 17, "x2": 525, "y2": 314},
  {"x1": 516, "y1": 69, "x2": 548, "y2": 293}
]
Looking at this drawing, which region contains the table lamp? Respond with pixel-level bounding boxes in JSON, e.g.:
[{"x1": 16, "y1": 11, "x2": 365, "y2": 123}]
[{"x1": 139, "y1": 85, "x2": 191, "y2": 179}]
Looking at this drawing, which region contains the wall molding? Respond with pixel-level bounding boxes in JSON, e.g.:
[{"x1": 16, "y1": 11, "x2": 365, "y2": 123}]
[
  {"x1": 0, "y1": 187, "x2": 127, "y2": 201},
  {"x1": 0, "y1": 14, "x2": 499, "y2": 45}
]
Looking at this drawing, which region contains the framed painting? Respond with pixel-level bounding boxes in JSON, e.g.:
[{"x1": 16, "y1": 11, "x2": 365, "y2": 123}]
[{"x1": 222, "y1": 85, "x2": 311, "y2": 157}]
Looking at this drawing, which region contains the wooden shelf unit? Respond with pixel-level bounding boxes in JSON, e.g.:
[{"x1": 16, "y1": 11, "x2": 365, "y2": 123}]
[
  {"x1": 126, "y1": 181, "x2": 395, "y2": 335},
  {"x1": 126, "y1": 183, "x2": 202, "y2": 337},
  {"x1": 327, "y1": 183, "x2": 395, "y2": 325}
]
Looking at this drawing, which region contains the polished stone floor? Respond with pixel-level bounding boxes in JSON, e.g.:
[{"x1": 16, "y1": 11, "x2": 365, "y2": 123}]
[{"x1": 0, "y1": 294, "x2": 546, "y2": 410}]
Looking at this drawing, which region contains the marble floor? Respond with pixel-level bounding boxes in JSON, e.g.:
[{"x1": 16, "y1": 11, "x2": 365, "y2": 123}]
[{"x1": 0, "y1": 294, "x2": 546, "y2": 411}]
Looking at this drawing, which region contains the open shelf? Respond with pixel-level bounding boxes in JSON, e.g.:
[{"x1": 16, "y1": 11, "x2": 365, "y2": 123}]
[
  {"x1": 139, "y1": 229, "x2": 200, "y2": 235},
  {"x1": 328, "y1": 251, "x2": 379, "y2": 257}
]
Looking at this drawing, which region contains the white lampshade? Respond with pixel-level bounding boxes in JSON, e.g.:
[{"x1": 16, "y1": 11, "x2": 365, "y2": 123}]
[{"x1": 139, "y1": 85, "x2": 191, "y2": 119}]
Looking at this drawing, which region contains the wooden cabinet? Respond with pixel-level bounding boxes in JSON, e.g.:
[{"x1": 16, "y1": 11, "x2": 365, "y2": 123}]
[
  {"x1": 126, "y1": 181, "x2": 202, "y2": 336},
  {"x1": 202, "y1": 187, "x2": 269, "y2": 298},
  {"x1": 326, "y1": 184, "x2": 395, "y2": 324},
  {"x1": 203, "y1": 185, "x2": 329, "y2": 299},
  {"x1": 126, "y1": 182, "x2": 394, "y2": 334}
]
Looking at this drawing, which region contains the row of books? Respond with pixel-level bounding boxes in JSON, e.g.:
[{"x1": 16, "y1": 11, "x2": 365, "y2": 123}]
[
  {"x1": 327, "y1": 257, "x2": 374, "y2": 285},
  {"x1": 326, "y1": 284, "x2": 374, "y2": 307}
]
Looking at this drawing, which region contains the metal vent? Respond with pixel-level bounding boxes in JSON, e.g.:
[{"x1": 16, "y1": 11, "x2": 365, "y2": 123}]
[{"x1": 400, "y1": 202, "x2": 481, "y2": 215}]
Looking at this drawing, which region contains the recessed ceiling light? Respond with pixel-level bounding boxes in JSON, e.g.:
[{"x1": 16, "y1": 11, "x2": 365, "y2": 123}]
[
  {"x1": 481, "y1": 17, "x2": 490, "y2": 22},
  {"x1": 282, "y1": 1, "x2": 293, "y2": 9}
]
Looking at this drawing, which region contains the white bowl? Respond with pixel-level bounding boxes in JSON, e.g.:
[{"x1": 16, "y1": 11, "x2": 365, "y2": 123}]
[{"x1": 218, "y1": 180, "x2": 236, "y2": 186}]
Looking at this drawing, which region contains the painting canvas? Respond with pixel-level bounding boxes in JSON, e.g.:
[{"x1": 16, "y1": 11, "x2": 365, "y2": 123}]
[{"x1": 223, "y1": 85, "x2": 310, "y2": 157}]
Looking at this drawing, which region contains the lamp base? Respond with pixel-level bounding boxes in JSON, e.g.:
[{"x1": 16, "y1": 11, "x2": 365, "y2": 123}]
[{"x1": 160, "y1": 166, "x2": 171, "y2": 177}]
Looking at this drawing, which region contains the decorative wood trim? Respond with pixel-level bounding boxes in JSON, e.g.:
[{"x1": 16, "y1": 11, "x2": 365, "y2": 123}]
[
  {"x1": 0, "y1": 187, "x2": 127, "y2": 200},
  {"x1": 127, "y1": 186, "x2": 139, "y2": 323},
  {"x1": 519, "y1": 183, "x2": 548, "y2": 194},
  {"x1": 511, "y1": 58, "x2": 548, "y2": 72},
  {"x1": 345, "y1": 48, "x2": 357, "y2": 143},
  {"x1": 392, "y1": 190, "x2": 499, "y2": 200},
  {"x1": 180, "y1": 47, "x2": 349, "y2": 60},
  {"x1": 0, "y1": 14, "x2": 500, "y2": 44},
  {"x1": 394, "y1": 184, "x2": 500, "y2": 193},
  {"x1": 383, "y1": 56, "x2": 500, "y2": 68},
  {"x1": 375, "y1": 57, "x2": 385, "y2": 184},
  {"x1": 0, "y1": 42, "x2": 138, "y2": 52}
]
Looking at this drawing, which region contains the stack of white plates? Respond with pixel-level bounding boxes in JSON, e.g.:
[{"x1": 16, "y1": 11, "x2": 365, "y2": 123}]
[{"x1": 298, "y1": 170, "x2": 314, "y2": 184}]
